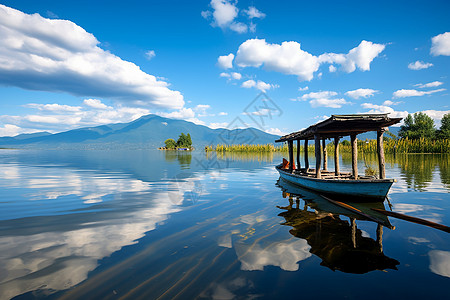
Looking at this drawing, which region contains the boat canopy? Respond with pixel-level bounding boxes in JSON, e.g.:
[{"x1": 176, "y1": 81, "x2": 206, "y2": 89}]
[{"x1": 275, "y1": 114, "x2": 402, "y2": 142}]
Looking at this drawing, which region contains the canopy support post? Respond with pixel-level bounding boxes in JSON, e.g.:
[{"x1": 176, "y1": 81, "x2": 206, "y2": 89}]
[
  {"x1": 377, "y1": 129, "x2": 386, "y2": 179},
  {"x1": 304, "y1": 139, "x2": 309, "y2": 171},
  {"x1": 322, "y1": 138, "x2": 327, "y2": 171},
  {"x1": 334, "y1": 137, "x2": 340, "y2": 176},
  {"x1": 315, "y1": 134, "x2": 321, "y2": 179},
  {"x1": 351, "y1": 134, "x2": 358, "y2": 179},
  {"x1": 288, "y1": 140, "x2": 294, "y2": 173},
  {"x1": 296, "y1": 139, "x2": 301, "y2": 170}
]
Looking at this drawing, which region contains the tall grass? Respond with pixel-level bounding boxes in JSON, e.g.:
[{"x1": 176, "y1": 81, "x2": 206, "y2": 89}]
[{"x1": 206, "y1": 137, "x2": 450, "y2": 154}]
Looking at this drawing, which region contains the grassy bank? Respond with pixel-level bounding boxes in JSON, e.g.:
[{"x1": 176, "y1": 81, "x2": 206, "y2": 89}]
[{"x1": 206, "y1": 137, "x2": 450, "y2": 154}]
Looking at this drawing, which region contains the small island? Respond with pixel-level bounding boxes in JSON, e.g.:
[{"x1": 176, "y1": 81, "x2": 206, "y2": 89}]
[{"x1": 159, "y1": 132, "x2": 193, "y2": 150}]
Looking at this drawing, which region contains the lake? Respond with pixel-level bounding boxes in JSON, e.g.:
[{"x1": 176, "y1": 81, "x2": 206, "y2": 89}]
[{"x1": 0, "y1": 149, "x2": 449, "y2": 299}]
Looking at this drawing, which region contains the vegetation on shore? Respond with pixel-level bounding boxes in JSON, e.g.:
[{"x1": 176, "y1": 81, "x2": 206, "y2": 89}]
[
  {"x1": 206, "y1": 112, "x2": 450, "y2": 154},
  {"x1": 162, "y1": 132, "x2": 192, "y2": 150}
]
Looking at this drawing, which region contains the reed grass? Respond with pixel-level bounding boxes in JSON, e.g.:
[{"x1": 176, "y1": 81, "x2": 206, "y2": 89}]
[{"x1": 206, "y1": 137, "x2": 450, "y2": 154}]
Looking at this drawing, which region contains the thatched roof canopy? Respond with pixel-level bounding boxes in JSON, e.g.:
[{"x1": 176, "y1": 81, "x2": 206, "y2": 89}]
[{"x1": 275, "y1": 114, "x2": 402, "y2": 142}]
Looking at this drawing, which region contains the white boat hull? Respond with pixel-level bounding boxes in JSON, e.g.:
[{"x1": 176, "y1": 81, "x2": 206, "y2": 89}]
[{"x1": 276, "y1": 165, "x2": 395, "y2": 200}]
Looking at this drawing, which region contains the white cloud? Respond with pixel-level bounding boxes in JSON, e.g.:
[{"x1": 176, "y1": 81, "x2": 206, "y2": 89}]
[
  {"x1": 382, "y1": 100, "x2": 402, "y2": 106},
  {"x1": 420, "y1": 110, "x2": 450, "y2": 122},
  {"x1": 159, "y1": 107, "x2": 195, "y2": 119},
  {"x1": 301, "y1": 91, "x2": 349, "y2": 108},
  {"x1": 265, "y1": 128, "x2": 285, "y2": 135},
  {"x1": 393, "y1": 88, "x2": 446, "y2": 98},
  {"x1": 202, "y1": 0, "x2": 248, "y2": 33},
  {"x1": 145, "y1": 50, "x2": 156, "y2": 60},
  {"x1": 1, "y1": 102, "x2": 152, "y2": 133},
  {"x1": 25, "y1": 103, "x2": 82, "y2": 112},
  {"x1": 431, "y1": 32, "x2": 450, "y2": 56},
  {"x1": 218, "y1": 112, "x2": 228, "y2": 116},
  {"x1": 83, "y1": 99, "x2": 111, "y2": 109},
  {"x1": 345, "y1": 88, "x2": 378, "y2": 99},
  {"x1": 241, "y1": 79, "x2": 277, "y2": 92},
  {"x1": 0, "y1": 124, "x2": 22, "y2": 137},
  {"x1": 244, "y1": 7, "x2": 266, "y2": 19},
  {"x1": 414, "y1": 81, "x2": 444, "y2": 88},
  {"x1": 231, "y1": 72, "x2": 242, "y2": 80},
  {"x1": 209, "y1": 122, "x2": 228, "y2": 129},
  {"x1": 360, "y1": 103, "x2": 409, "y2": 119},
  {"x1": 0, "y1": 5, "x2": 184, "y2": 109},
  {"x1": 408, "y1": 61, "x2": 433, "y2": 70},
  {"x1": 329, "y1": 65, "x2": 337, "y2": 72},
  {"x1": 220, "y1": 72, "x2": 230, "y2": 78},
  {"x1": 217, "y1": 53, "x2": 234, "y2": 69},
  {"x1": 232, "y1": 39, "x2": 385, "y2": 81},
  {"x1": 298, "y1": 86, "x2": 309, "y2": 91}
]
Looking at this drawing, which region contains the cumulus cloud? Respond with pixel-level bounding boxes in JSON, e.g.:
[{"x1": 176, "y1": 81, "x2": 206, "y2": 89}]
[
  {"x1": 145, "y1": 50, "x2": 156, "y2": 60},
  {"x1": 301, "y1": 91, "x2": 349, "y2": 108},
  {"x1": 83, "y1": 99, "x2": 111, "y2": 109},
  {"x1": 360, "y1": 103, "x2": 409, "y2": 119},
  {"x1": 202, "y1": 0, "x2": 248, "y2": 33},
  {"x1": 231, "y1": 72, "x2": 242, "y2": 80},
  {"x1": 241, "y1": 79, "x2": 277, "y2": 92},
  {"x1": 298, "y1": 86, "x2": 309, "y2": 91},
  {"x1": 244, "y1": 6, "x2": 266, "y2": 19},
  {"x1": 393, "y1": 88, "x2": 446, "y2": 98},
  {"x1": 414, "y1": 81, "x2": 444, "y2": 88},
  {"x1": 408, "y1": 61, "x2": 433, "y2": 70},
  {"x1": 0, "y1": 5, "x2": 184, "y2": 109},
  {"x1": 431, "y1": 32, "x2": 450, "y2": 56},
  {"x1": 265, "y1": 128, "x2": 285, "y2": 135},
  {"x1": 209, "y1": 122, "x2": 228, "y2": 129},
  {"x1": 217, "y1": 53, "x2": 234, "y2": 69},
  {"x1": 345, "y1": 88, "x2": 378, "y2": 99},
  {"x1": 231, "y1": 39, "x2": 385, "y2": 81},
  {"x1": 0, "y1": 124, "x2": 22, "y2": 137},
  {"x1": 218, "y1": 112, "x2": 228, "y2": 116},
  {"x1": 1, "y1": 101, "x2": 152, "y2": 134},
  {"x1": 25, "y1": 103, "x2": 82, "y2": 112},
  {"x1": 220, "y1": 72, "x2": 241, "y2": 80}
]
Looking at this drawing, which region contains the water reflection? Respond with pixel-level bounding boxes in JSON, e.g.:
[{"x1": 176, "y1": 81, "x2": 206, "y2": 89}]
[
  {"x1": 164, "y1": 150, "x2": 192, "y2": 168},
  {"x1": 395, "y1": 154, "x2": 449, "y2": 192},
  {"x1": 276, "y1": 179, "x2": 399, "y2": 274},
  {"x1": 0, "y1": 162, "x2": 196, "y2": 299}
]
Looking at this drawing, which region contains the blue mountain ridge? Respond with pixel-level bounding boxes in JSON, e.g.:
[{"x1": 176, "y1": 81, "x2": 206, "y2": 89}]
[{"x1": 0, "y1": 114, "x2": 281, "y2": 150}]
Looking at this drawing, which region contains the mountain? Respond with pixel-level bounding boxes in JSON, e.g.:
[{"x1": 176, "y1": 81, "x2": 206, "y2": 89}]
[{"x1": 0, "y1": 114, "x2": 281, "y2": 149}]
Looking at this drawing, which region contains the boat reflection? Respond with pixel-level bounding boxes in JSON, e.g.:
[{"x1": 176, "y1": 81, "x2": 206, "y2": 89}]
[{"x1": 276, "y1": 178, "x2": 400, "y2": 274}]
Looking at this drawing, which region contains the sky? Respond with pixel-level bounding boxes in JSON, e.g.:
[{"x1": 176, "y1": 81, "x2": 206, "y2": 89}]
[{"x1": 0, "y1": 0, "x2": 449, "y2": 137}]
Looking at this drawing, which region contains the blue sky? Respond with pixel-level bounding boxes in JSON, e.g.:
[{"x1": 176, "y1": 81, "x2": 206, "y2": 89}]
[{"x1": 0, "y1": 0, "x2": 449, "y2": 137}]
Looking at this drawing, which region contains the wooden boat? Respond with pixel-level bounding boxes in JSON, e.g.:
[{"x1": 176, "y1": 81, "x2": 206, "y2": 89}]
[{"x1": 275, "y1": 114, "x2": 402, "y2": 201}]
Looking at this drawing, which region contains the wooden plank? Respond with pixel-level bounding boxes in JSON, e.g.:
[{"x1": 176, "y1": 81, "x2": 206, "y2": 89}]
[
  {"x1": 351, "y1": 134, "x2": 358, "y2": 179},
  {"x1": 315, "y1": 134, "x2": 321, "y2": 179},
  {"x1": 377, "y1": 129, "x2": 386, "y2": 179},
  {"x1": 322, "y1": 138, "x2": 327, "y2": 171},
  {"x1": 372, "y1": 208, "x2": 450, "y2": 233},
  {"x1": 288, "y1": 140, "x2": 294, "y2": 173},
  {"x1": 322, "y1": 196, "x2": 394, "y2": 229},
  {"x1": 334, "y1": 137, "x2": 340, "y2": 176},
  {"x1": 296, "y1": 139, "x2": 301, "y2": 169},
  {"x1": 304, "y1": 139, "x2": 309, "y2": 170}
]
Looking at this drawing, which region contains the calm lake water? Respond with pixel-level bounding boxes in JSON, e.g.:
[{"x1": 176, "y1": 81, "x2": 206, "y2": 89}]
[{"x1": 0, "y1": 149, "x2": 449, "y2": 300}]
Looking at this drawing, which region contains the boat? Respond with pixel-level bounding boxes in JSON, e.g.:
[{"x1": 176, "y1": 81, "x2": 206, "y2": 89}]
[{"x1": 275, "y1": 114, "x2": 402, "y2": 201}]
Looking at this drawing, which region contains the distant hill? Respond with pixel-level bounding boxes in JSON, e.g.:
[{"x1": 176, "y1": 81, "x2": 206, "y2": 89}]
[{"x1": 0, "y1": 114, "x2": 280, "y2": 149}]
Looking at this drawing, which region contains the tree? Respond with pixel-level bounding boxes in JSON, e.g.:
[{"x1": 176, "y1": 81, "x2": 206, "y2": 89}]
[
  {"x1": 398, "y1": 112, "x2": 435, "y2": 139},
  {"x1": 176, "y1": 132, "x2": 192, "y2": 148},
  {"x1": 437, "y1": 113, "x2": 450, "y2": 139},
  {"x1": 164, "y1": 138, "x2": 177, "y2": 149}
]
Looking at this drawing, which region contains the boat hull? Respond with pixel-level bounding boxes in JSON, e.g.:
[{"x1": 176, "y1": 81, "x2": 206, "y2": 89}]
[{"x1": 276, "y1": 165, "x2": 394, "y2": 201}]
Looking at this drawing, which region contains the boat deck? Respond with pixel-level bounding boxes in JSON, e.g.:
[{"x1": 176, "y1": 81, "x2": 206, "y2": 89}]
[{"x1": 290, "y1": 168, "x2": 377, "y2": 181}]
